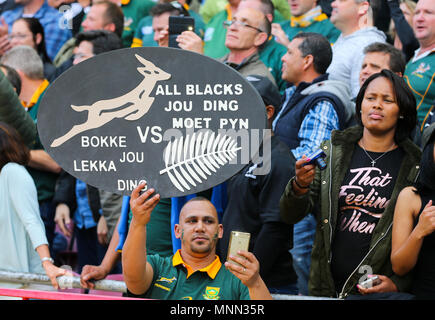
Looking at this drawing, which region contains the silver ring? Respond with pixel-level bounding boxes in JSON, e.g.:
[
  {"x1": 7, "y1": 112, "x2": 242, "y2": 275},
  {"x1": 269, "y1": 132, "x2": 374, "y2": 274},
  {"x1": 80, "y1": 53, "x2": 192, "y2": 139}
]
[{"x1": 243, "y1": 268, "x2": 246, "y2": 272}]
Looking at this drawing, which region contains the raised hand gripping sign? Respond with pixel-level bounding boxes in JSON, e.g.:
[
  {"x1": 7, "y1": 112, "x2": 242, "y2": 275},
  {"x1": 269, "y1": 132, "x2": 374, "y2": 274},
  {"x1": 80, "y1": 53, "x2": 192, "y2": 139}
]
[{"x1": 37, "y1": 47, "x2": 267, "y2": 197}]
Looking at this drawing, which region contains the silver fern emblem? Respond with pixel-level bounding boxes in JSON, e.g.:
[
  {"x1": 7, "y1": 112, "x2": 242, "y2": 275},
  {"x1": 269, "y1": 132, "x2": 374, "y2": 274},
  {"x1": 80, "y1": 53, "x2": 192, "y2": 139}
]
[{"x1": 159, "y1": 131, "x2": 241, "y2": 192}]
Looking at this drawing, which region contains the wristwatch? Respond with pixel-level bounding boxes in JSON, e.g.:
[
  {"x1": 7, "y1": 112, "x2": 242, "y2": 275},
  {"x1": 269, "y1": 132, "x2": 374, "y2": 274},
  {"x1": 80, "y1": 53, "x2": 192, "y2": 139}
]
[{"x1": 41, "y1": 257, "x2": 54, "y2": 266}]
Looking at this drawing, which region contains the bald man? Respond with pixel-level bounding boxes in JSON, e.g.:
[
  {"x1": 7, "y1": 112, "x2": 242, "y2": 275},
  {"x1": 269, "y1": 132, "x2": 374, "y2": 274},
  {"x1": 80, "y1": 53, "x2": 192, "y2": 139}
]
[{"x1": 122, "y1": 182, "x2": 272, "y2": 300}]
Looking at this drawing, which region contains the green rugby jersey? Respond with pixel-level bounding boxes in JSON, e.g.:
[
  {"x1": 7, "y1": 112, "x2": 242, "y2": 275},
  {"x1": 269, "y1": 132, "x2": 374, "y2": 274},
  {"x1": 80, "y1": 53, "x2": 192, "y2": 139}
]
[
  {"x1": 404, "y1": 49, "x2": 435, "y2": 130},
  {"x1": 120, "y1": 0, "x2": 155, "y2": 47},
  {"x1": 280, "y1": 15, "x2": 340, "y2": 44},
  {"x1": 203, "y1": 5, "x2": 285, "y2": 59},
  {"x1": 128, "y1": 250, "x2": 250, "y2": 300},
  {"x1": 259, "y1": 39, "x2": 287, "y2": 93}
]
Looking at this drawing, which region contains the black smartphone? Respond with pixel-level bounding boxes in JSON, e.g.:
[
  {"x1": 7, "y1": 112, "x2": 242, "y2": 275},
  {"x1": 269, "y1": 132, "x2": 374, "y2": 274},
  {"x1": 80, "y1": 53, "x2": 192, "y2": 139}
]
[
  {"x1": 168, "y1": 15, "x2": 195, "y2": 49},
  {"x1": 302, "y1": 149, "x2": 327, "y2": 170}
]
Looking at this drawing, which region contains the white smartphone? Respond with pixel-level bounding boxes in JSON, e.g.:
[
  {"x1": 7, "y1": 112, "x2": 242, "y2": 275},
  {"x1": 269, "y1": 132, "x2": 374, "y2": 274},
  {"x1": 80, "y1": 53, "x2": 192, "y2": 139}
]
[{"x1": 227, "y1": 231, "x2": 250, "y2": 267}]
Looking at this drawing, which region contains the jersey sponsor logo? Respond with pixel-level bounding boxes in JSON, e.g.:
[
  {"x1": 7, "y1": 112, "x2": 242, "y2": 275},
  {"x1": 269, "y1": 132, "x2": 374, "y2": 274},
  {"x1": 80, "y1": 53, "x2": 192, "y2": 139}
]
[
  {"x1": 156, "y1": 276, "x2": 177, "y2": 284},
  {"x1": 124, "y1": 16, "x2": 133, "y2": 28},
  {"x1": 203, "y1": 286, "x2": 220, "y2": 300},
  {"x1": 412, "y1": 62, "x2": 431, "y2": 78},
  {"x1": 154, "y1": 276, "x2": 177, "y2": 291},
  {"x1": 204, "y1": 28, "x2": 214, "y2": 42},
  {"x1": 142, "y1": 26, "x2": 153, "y2": 35}
]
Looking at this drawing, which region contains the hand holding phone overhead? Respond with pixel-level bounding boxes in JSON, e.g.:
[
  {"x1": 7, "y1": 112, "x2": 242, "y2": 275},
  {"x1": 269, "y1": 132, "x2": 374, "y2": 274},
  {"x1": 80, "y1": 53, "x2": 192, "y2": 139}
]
[{"x1": 168, "y1": 16, "x2": 195, "y2": 49}]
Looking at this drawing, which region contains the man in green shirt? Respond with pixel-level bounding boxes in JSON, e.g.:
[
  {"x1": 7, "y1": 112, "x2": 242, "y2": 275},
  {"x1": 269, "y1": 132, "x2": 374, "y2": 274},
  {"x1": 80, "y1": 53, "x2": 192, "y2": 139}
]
[
  {"x1": 238, "y1": 0, "x2": 288, "y2": 92},
  {"x1": 203, "y1": 0, "x2": 286, "y2": 60},
  {"x1": 118, "y1": 0, "x2": 155, "y2": 47},
  {"x1": 131, "y1": 1, "x2": 205, "y2": 49},
  {"x1": 177, "y1": 6, "x2": 276, "y2": 86},
  {"x1": 271, "y1": 0, "x2": 340, "y2": 46},
  {"x1": 403, "y1": 0, "x2": 435, "y2": 131},
  {"x1": 122, "y1": 182, "x2": 272, "y2": 300},
  {"x1": 195, "y1": 0, "x2": 286, "y2": 91},
  {"x1": 200, "y1": 0, "x2": 290, "y2": 24}
]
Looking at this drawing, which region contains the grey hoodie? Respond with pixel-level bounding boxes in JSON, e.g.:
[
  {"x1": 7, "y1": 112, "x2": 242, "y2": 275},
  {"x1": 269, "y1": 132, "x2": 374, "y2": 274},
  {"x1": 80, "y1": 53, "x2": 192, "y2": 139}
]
[{"x1": 327, "y1": 27, "x2": 386, "y2": 99}]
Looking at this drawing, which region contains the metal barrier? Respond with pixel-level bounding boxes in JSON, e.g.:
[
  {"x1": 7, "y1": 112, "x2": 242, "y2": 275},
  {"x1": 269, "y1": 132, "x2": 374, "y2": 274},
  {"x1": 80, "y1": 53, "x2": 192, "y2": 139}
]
[
  {"x1": 0, "y1": 288, "x2": 142, "y2": 300},
  {"x1": 271, "y1": 294, "x2": 341, "y2": 300},
  {"x1": 0, "y1": 269, "x2": 342, "y2": 300},
  {"x1": 0, "y1": 269, "x2": 126, "y2": 293}
]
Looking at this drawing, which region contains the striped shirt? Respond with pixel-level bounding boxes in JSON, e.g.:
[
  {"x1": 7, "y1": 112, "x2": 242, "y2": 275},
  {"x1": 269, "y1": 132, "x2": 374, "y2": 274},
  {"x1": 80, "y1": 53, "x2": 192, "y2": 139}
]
[
  {"x1": 2, "y1": 2, "x2": 72, "y2": 61},
  {"x1": 273, "y1": 85, "x2": 340, "y2": 160}
]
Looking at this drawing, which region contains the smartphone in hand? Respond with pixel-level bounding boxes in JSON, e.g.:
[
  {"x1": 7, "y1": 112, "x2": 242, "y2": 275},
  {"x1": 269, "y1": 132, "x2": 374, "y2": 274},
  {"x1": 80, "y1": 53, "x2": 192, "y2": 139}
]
[
  {"x1": 227, "y1": 231, "x2": 250, "y2": 267},
  {"x1": 168, "y1": 16, "x2": 195, "y2": 48}
]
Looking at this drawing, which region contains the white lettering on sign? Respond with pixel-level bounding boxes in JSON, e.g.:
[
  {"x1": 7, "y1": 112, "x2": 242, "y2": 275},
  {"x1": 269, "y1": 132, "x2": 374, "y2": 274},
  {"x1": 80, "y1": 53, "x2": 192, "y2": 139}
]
[
  {"x1": 155, "y1": 84, "x2": 181, "y2": 95},
  {"x1": 219, "y1": 118, "x2": 249, "y2": 129},
  {"x1": 136, "y1": 126, "x2": 163, "y2": 143},
  {"x1": 73, "y1": 160, "x2": 117, "y2": 171},
  {"x1": 164, "y1": 100, "x2": 193, "y2": 112},
  {"x1": 118, "y1": 179, "x2": 147, "y2": 191},
  {"x1": 185, "y1": 83, "x2": 243, "y2": 95},
  {"x1": 81, "y1": 136, "x2": 127, "y2": 148},
  {"x1": 203, "y1": 100, "x2": 238, "y2": 111},
  {"x1": 172, "y1": 118, "x2": 212, "y2": 129},
  {"x1": 120, "y1": 151, "x2": 144, "y2": 163}
]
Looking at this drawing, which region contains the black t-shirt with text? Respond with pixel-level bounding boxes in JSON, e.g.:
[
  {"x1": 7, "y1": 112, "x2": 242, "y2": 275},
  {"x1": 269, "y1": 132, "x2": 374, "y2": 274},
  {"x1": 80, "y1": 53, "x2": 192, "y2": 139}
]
[
  {"x1": 217, "y1": 136, "x2": 297, "y2": 287},
  {"x1": 331, "y1": 144, "x2": 404, "y2": 293}
]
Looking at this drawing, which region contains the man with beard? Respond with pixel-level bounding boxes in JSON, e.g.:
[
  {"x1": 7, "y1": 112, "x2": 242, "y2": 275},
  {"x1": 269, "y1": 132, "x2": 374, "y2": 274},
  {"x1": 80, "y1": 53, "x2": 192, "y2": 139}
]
[{"x1": 122, "y1": 182, "x2": 272, "y2": 300}]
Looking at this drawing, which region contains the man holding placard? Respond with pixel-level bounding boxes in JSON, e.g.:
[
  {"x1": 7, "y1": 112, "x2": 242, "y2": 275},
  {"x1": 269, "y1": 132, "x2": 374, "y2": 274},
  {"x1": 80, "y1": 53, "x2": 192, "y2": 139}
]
[{"x1": 122, "y1": 185, "x2": 272, "y2": 300}]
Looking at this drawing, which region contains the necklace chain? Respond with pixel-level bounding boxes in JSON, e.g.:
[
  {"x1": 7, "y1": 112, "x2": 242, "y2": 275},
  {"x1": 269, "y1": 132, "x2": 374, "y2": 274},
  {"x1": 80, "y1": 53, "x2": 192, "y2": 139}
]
[{"x1": 360, "y1": 141, "x2": 396, "y2": 167}]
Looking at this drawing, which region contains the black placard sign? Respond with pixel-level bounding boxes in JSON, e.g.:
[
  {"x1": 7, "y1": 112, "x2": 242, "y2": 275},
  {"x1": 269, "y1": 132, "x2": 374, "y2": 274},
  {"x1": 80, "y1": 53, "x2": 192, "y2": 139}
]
[{"x1": 38, "y1": 47, "x2": 267, "y2": 197}]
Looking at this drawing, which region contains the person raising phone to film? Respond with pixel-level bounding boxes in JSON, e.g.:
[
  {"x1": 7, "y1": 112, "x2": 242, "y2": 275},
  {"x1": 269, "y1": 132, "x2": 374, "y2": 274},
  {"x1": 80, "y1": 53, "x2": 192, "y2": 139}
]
[
  {"x1": 122, "y1": 183, "x2": 272, "y2": 300},
  {"x1": 280, "y1": 69, "x2": 421, "y2": 299}
]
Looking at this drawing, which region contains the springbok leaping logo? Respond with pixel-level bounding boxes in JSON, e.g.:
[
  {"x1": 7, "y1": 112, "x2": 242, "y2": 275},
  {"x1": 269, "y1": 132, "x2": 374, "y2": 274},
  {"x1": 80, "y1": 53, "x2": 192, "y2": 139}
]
[{"x1": 51, "y1": 54, "x2": 172, "y2": 147}]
